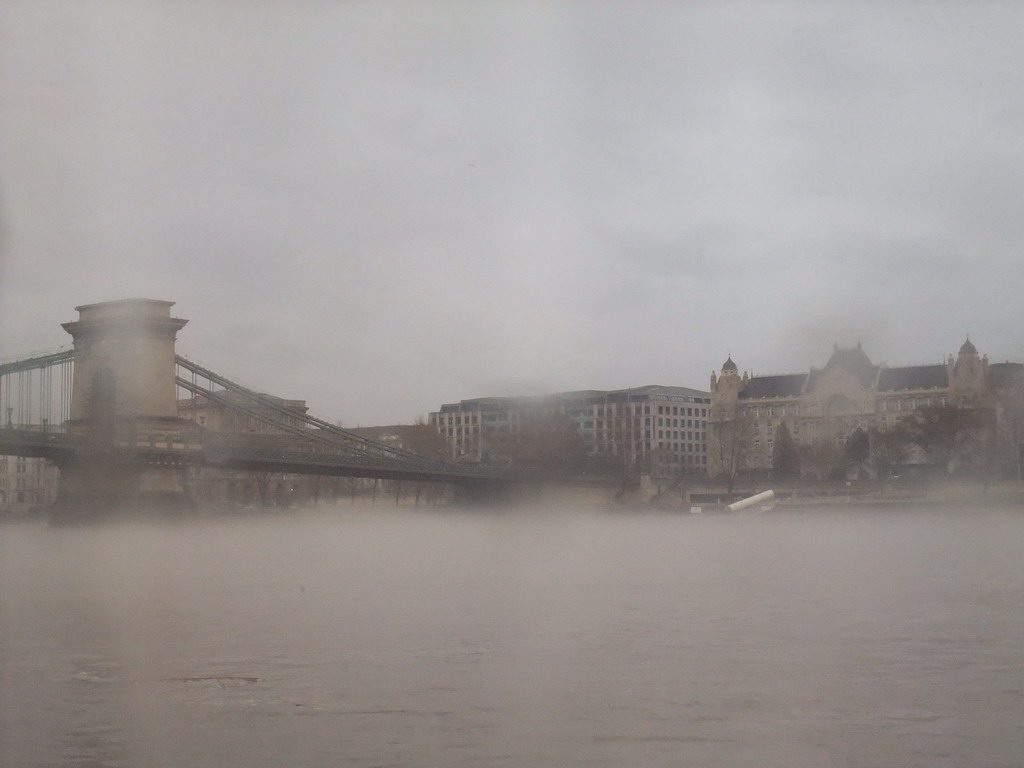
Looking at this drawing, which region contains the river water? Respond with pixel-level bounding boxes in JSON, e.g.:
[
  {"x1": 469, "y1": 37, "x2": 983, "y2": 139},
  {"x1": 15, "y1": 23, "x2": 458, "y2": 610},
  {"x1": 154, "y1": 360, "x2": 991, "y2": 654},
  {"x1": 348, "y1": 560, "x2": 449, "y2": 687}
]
[{"x1": 2, "y1": 504, "x2": 1023, "y2": 767}]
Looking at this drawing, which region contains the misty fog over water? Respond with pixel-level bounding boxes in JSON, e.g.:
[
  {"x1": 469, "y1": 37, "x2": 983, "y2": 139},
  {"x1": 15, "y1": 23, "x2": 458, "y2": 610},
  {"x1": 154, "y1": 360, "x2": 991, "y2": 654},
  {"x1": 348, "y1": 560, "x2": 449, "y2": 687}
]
[{"x1": 2, "y1": 506, "x2": 1022, "y2": 767}]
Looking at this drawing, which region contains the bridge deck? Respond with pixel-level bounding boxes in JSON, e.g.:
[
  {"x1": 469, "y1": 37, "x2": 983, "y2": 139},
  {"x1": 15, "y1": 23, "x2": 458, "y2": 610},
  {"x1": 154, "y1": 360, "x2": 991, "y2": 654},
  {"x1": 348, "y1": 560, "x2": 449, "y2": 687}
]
[{"x1": 0, "y1": 428, "x2": 505, "y2": 486}]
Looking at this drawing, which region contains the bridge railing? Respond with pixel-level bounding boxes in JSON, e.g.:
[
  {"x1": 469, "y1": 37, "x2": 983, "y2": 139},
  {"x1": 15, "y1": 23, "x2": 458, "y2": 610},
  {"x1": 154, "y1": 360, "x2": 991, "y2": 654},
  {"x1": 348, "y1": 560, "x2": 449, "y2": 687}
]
[
  {"x1": 0, "y1": 427, "x2": 78, "y2": 461},
  {"x1": 201, "y1": 442, "x2": 502, "y2": 479},
  {"x1": 0, "y1": 347, "x2": 74, "y2": 371},
  {"x1": 0, "y1": 421, "x2": 68, "y2": 434}
]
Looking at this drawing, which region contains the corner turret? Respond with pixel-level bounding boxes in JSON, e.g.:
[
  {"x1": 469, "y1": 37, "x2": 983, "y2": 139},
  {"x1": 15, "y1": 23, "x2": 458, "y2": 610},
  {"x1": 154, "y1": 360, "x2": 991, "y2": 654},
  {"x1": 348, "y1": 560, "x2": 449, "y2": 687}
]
[{"x1": 949, "y1": 336, "x2": 988, "y2": 407}]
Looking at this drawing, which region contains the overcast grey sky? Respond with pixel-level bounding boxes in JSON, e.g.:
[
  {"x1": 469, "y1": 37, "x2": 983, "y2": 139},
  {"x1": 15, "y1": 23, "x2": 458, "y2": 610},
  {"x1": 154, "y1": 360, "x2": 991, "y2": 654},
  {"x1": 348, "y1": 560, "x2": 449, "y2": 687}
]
[{"x1": 2, "y1": 1, "x2": 1022, "y2": 426}]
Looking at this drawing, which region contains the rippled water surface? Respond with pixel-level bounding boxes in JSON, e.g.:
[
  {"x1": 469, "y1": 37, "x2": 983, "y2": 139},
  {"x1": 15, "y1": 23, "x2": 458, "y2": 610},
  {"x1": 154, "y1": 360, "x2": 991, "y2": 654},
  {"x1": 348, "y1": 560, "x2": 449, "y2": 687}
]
[{"x1": 2, "y1": 505, "x2": 1023, "y2": 767}]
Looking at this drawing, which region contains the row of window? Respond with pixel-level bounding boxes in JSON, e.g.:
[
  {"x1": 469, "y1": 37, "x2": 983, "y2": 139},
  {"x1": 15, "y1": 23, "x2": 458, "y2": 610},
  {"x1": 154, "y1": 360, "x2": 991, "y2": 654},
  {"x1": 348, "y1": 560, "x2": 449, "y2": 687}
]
[
  {"x1": 880, "y1": 396, "x2": 946, "y2": 411},
  {"x1": 0, "y1": 477, "x2": 49, "y2": 489},
  {"x1": 657, "y1": 441, "x2": 703, "y2": 453},
  {"x1": 751, "y1": 433, "x2": 858, "y2": 451},
  {"x1": 657, "y1": 405, "x2": 707, "y2": 417},
  {"x1": 657, "y1": 454, "x2": 708, "y2": 465},
  {"x1": 743, "y1": 395, "x2": 952, "y2": 420},
  {"x1": 651, "y1": 454, "x2": 708, "y2": 466},
  {"x1": 749, "y1": 412, "x2": 936, "y2": 435},
  {"x1": 658, "y1": 417, "x2": 701, "y2": 428},
  {"x1": 657, "y1": 430, "x2": 703, "y2": 443},
  {"x1": 437, "y1": 400, "x2": 717, "y2": 427},
  {"x1": 447, "y1": 418, "x2": 673, "y2": 437},
  {"x1": 747, "y1": 404, "x2": 799, "y2": 417}
]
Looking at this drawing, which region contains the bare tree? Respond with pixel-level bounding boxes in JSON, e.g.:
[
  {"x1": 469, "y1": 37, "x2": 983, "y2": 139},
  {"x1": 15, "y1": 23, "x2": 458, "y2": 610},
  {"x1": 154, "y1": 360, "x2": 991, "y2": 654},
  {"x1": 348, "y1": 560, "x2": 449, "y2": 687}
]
[
  {"x1": 996, "y1": 371, "x2": 1024, "y2": 481},
  {"x1": 503, "y1": 410, "x2": 586, "y2": 476},
  {"x1": 897, "y1": 405, "x2": 986, "y2": 474},
  {"x1": 869, "y1": 426, "x2": 911, "y2": 483},
  {"x1": 400, "y1": 418, "x2": 453, "y2": 504},
  {"x1": 648, "y1": 443, "x2": 675, "y2": 481},
  {"x1": 771, "y1": 422, "x2": 801, "y2": 480},
  {"x1": 799, "y1": 438, "x2": 839, "y2": 481},
  {"x1": 709, "y1": 410, "x2": 753, "y2": 494},
  {"x1": 843, "y1": 427, "x2": 871, "y2": 478},
  {"x1": 401, "y1": 418, "x2": 450, "y2": 459},
  {"x1": 605, "y1": 402, "x2": 644, "y2": 488}
]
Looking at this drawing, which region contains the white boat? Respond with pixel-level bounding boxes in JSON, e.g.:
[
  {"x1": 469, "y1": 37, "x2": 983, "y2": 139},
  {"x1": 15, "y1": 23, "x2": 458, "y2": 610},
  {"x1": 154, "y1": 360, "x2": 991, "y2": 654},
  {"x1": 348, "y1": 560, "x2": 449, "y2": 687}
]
[{"x1": 727, "y1": 490, "x2": 777, "y2": 513}]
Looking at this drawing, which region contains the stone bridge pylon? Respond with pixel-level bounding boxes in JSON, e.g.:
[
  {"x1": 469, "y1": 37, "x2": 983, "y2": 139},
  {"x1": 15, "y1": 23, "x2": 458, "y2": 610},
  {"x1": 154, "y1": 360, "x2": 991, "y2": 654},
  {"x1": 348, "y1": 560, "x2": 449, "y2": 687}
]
[{"x1": 58, "y1": 298, "x2": 194, "y2": 513}]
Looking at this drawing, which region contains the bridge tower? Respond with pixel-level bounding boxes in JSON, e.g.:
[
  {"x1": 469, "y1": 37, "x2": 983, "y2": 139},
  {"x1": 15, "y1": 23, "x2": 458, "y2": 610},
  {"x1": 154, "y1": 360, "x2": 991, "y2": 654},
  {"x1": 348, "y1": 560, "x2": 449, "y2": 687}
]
[{"x1": 57, "y1": 299, "x2": 194, "y2": 513}]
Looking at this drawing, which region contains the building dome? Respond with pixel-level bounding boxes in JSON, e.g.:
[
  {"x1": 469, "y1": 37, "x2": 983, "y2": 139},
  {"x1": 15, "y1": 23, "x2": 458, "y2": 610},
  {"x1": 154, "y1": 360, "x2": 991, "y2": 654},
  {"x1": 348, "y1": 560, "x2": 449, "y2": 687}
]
[
  {"x1": 721, "y1": 355, "x2": 738, "y2": 372},
  {"x1": 959, "y1": 337, "x2": 978, "y2": 355}
]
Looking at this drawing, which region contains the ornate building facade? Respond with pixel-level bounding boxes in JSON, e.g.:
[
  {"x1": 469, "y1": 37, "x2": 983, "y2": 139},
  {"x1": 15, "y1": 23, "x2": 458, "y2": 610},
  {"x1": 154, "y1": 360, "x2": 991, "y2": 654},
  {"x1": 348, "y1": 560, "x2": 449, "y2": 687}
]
[{"x1": 708, "y1": 340, "x2": 1023, "y2": 478}]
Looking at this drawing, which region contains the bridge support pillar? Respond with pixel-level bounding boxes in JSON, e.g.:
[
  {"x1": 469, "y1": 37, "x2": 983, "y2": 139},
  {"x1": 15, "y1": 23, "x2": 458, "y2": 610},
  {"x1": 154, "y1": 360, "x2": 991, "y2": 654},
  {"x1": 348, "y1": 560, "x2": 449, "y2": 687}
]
[
  {"x1": 57, "y1": 299, "x2": 194, "y2": 516},
  {"x1": 54, "y1": 456, "x2": 194, "y2": 519}
]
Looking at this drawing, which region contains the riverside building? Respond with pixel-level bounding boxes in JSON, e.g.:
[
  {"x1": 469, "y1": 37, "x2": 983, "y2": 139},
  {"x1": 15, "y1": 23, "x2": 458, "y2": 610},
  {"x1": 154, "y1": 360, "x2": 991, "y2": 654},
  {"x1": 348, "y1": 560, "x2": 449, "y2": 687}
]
[
  {"x1": 430, "y1": 385, "x2": 711, "y2": 478},
  {"x1": 0, "y1": 453, "x2": 59, "y2": 515},
  {"x1": 708, "y1": 339, "x2": 1023, "y2": 478}
]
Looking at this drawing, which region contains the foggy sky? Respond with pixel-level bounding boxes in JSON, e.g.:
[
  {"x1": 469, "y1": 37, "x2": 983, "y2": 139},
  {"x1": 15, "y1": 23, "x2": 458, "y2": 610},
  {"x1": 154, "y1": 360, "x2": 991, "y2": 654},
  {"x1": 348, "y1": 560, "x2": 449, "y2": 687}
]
[{"x1": 2, "y1": 1, "x2": 1023, "y2": 426}]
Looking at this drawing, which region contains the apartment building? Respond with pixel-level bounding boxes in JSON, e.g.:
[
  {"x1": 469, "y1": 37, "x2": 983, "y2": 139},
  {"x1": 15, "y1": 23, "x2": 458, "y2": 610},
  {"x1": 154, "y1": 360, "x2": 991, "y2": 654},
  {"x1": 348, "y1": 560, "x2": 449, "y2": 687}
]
[
  {"x1": 0, "y1": 453, "x2": 59, "y2": 515},
  {"x1": 430, "y1": 385, "x2": 711, "y2": 478}
]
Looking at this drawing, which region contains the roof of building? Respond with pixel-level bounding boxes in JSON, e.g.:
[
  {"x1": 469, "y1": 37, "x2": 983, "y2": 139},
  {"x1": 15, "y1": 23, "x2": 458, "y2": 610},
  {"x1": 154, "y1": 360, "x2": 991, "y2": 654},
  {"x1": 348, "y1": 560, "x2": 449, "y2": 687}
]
[
  {"x1": 877, "y1": 365, "x2": 949, "y2": 391},
  {"x1": 622, "y1": 384, "x2": 710, "y2": 397},
  {"x1": 739, "y1": 374, "x2": 807, "y2": 399},
  {"x1": 823, "y1": 345, "x2": 879, "y2": 388},
  {"x1": 437, "y1": 384, "x2": 710, "y2": 412},
  {"x1": 721, "y1": 356, "x2": 737, "y2": 372},
  {"x1": 723, "y1": 342, "x2": 1023, "y2": 404},
  {"x1": 990, "y1": 361, "x2": 1024, "y2": 388}
]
